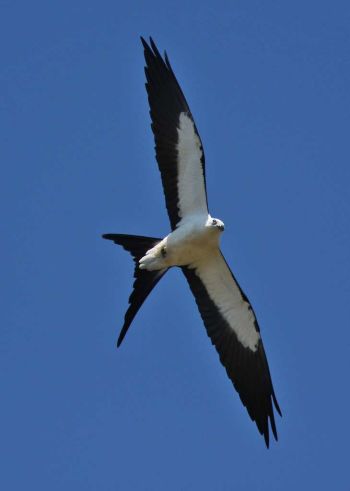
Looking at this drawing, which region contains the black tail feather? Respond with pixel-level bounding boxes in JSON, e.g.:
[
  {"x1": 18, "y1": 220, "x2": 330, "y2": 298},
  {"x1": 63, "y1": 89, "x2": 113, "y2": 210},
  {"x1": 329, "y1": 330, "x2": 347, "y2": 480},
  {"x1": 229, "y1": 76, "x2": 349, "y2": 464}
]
[{"x1": 102, "y1": 234, "x2": 168, "y2": 346}]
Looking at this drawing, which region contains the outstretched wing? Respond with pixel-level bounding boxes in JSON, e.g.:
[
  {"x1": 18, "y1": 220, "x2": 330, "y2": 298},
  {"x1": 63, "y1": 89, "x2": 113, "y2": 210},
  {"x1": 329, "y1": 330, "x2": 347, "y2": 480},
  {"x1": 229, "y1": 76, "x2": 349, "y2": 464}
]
[
  {"x1": 182, "y1": 251, "x2": 281, "y2": 447},
  {"x1": 142, "y1": 37, "x2": 208, "y2": 230}
]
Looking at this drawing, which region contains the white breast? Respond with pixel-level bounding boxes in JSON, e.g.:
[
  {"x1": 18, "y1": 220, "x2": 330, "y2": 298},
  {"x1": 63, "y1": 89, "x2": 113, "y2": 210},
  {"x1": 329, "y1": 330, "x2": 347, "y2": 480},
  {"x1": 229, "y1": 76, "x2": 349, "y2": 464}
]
[{"x1": 166, "y1": 215, "x2": 219, "y2": 266}]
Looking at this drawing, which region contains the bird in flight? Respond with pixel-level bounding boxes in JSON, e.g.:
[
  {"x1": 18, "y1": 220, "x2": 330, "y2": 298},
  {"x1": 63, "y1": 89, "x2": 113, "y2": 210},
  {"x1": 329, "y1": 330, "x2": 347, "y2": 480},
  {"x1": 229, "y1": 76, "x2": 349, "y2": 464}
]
[{"x1": 103, "y1": 37, "x2": 281, "y2": 447}]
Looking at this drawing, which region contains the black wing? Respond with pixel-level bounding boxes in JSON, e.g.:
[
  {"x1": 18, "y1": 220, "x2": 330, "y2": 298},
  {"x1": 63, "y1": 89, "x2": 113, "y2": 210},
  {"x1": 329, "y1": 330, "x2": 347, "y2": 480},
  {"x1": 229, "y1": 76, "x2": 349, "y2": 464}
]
[
  {"x1": 142, "y1": 37, "x2": 208, "y2": 230},
  {"x1": 182, "y1": 251, "x2": 281, "y2": 447}
]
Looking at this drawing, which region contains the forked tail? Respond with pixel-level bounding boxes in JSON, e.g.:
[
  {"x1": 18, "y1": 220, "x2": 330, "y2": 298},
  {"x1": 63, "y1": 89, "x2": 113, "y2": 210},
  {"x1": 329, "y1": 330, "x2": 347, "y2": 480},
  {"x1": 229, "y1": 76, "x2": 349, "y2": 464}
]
[{"x1": 102, "y1": 234, "x2": 168, "y2": 346}]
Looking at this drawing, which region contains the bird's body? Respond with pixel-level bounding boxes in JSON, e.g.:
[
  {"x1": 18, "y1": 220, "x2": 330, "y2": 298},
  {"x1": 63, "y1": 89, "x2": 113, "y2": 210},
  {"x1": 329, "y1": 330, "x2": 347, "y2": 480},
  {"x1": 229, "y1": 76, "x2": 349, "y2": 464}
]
[
  {"x1": 139, "y1": 214, "x2": 224, "y2": 270},
  {"x1": 103, "y1": 37, "x2": 281, "y2": 447}
]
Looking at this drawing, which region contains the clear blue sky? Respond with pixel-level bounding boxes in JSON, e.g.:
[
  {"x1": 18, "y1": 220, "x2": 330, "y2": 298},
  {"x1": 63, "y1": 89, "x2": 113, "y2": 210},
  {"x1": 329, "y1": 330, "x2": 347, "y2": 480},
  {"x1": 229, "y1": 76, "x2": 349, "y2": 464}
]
[{"x1": 1, "y1": 1, "x2": 350, "y2": 489}]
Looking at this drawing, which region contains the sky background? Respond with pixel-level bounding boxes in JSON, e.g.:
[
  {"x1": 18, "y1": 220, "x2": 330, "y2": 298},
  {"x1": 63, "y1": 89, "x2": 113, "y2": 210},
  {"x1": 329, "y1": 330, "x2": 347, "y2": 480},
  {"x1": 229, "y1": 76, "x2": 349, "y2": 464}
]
[{"x1": 1, "y1": 1, "x2": 350, "y2": 489}]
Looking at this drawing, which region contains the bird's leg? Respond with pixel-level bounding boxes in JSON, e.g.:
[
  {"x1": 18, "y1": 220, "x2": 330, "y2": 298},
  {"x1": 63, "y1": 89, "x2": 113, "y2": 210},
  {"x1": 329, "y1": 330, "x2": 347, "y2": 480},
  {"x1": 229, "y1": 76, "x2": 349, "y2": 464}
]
[{"x1": 139, "y1": 239, "x2": 168, "y2": 270}]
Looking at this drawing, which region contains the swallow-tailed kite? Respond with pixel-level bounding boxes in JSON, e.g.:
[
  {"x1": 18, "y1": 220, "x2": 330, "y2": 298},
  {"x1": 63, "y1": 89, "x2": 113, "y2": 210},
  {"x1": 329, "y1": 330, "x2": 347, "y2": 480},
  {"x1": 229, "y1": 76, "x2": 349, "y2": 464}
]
[{"x1": 103, "y1": 37, "x2": 281, "y2": 447}]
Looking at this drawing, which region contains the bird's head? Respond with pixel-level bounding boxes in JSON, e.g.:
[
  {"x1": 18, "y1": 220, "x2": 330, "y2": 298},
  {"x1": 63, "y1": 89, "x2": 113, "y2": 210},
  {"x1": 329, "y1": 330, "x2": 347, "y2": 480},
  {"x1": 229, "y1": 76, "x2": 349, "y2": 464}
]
[{"x1": 207, "y1": 216, "x2": 225, "y2": 233}]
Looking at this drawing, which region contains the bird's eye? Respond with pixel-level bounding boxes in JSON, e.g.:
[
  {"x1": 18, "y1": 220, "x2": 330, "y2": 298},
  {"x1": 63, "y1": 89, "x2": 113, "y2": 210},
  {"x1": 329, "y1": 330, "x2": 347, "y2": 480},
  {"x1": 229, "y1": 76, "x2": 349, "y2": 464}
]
[{"x1": 212, "y1": 219, "x2": 217, "y2": 225}]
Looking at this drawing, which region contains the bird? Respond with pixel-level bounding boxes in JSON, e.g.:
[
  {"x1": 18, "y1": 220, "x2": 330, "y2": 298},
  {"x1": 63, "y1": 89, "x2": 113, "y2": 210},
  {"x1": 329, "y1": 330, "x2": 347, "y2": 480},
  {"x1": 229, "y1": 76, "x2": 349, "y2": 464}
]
[{"x1": 103, "y1": 37, "x2": 281, "y2": 447}]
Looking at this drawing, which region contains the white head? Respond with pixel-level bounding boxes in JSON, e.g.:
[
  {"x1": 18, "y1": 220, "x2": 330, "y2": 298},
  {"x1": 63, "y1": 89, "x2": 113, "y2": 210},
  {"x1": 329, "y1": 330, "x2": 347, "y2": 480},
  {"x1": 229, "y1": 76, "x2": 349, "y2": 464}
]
[{"x1": 206, "y1": 216, "x2": 225, "y2": 233}]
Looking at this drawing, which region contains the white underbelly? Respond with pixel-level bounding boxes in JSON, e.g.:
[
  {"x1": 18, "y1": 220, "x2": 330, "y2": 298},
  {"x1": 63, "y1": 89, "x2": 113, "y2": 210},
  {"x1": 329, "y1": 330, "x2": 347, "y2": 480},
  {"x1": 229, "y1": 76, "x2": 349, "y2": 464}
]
[
  {"x1": 166, "y1": 233, "x2": 212, "y2": 265},
  {"x1": 139, "y1": 218, "x2": 220, "y2": 271}
]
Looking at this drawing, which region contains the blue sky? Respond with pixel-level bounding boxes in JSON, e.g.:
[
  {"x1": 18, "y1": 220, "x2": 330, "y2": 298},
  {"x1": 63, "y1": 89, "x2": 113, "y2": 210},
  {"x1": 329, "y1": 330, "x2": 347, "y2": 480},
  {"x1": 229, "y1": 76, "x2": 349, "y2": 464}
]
[{"x1": 1, "y1": 1, "x2": 350, "y2": 489}]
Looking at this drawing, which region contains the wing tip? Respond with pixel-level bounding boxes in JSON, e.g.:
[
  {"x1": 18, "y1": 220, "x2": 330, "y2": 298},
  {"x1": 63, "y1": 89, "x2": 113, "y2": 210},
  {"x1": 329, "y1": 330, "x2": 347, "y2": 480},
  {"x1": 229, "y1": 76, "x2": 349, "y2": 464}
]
[
  {"x1": 264, "y1": 431, "x2": 270, "y2": 449},
  {"x1": 258, "y1": 410, "x2": 279, "y2": 449},
  {"x1": 263, "y1": 394, "x2": 281, "y2": 448},
  {"x1": 273, "y1": 390, "x2": 282, "y2": 417},
  {"x1": 140, "y1": 36, "x2": 157, "y2": 55},
  {"x1": 140, "y1": 36, "x2": 170, "y2": 72},
  {"x1": 140, "y1": 35, "x2": 148, "y2": 50}
]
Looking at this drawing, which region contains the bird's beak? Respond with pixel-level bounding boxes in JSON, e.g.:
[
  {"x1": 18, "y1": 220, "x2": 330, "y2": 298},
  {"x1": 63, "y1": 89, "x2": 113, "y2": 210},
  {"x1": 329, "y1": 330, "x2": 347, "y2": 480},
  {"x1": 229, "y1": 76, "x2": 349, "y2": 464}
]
[{"x1": 218, "y1": 224, "x2": 225, "y2": 232}]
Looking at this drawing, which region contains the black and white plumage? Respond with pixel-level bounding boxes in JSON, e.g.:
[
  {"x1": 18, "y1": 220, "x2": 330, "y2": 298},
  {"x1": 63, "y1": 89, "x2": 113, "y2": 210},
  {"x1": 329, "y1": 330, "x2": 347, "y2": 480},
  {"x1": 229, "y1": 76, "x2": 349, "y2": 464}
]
[{"x1": 103, "y1": 37, "x2": 281, "y2": 447}]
